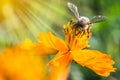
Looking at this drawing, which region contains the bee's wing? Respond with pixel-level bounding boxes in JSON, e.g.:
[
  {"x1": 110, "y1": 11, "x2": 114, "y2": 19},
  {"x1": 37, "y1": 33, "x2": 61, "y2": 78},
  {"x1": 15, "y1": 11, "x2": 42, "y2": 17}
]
[
  {"x1": 90, "y1": 15, "x2": 107, "y2": 23},
  {"x1": 67, "y1": 2, "x2": 80, "y2": 19}
]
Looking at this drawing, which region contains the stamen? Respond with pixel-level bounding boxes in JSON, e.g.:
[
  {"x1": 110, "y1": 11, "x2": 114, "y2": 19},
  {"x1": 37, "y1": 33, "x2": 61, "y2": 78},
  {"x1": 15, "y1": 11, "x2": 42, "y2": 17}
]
[{"x1": 63, "y1": 22, "x2": 91, "y2": 50}]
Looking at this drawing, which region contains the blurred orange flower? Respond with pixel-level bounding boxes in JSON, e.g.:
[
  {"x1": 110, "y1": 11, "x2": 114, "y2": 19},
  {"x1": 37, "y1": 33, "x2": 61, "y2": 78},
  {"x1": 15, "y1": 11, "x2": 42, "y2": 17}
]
[
  {"x1": 0, "y1": 39, "x2": 47, "y2": 80},
  {"x1": 37, "y1": 23, "x2": 116, "y2": 80}
]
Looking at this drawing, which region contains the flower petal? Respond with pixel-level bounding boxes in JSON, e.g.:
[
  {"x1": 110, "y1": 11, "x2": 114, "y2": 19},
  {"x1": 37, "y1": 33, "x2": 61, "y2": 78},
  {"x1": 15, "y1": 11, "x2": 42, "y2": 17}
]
[
  {"x1": 37, "y1": 32, "x2": 68, "y2": 55},
  {"x1": 34, "y1": 43, "x2": 58, "y2": 56},
  {"x1": 71, "y1": 50, "x2": 116, "y2": 77},
  {"x1": 48, "y1": 51, "x2": 72, "y2": 80},
  {"x1": 0, "y1": 46, "x2": 47, "y2": 80},
  {"x1": 19, "y1": 39, "x2": 35, "y2": 50}
]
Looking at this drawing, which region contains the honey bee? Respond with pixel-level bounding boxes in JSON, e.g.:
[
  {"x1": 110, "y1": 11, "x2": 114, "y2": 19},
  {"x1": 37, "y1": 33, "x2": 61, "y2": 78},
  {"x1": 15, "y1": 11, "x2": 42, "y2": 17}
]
[{"x1": 67, "y1": 2, "x2": 107, "y2": 30}]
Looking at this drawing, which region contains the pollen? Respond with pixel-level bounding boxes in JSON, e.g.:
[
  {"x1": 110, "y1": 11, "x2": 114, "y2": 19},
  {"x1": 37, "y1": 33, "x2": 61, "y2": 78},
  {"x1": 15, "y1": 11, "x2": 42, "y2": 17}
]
[{"x1": 63, "y1": 20, "x2": 91, "y2": 50}]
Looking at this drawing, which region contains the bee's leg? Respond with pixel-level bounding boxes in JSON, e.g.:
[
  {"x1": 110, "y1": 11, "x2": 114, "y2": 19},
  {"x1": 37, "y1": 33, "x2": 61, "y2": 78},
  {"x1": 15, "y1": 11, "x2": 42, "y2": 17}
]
[
  {"x1": 86, "y1": 28, "x2": 91, "y2": 38},
  {"x1": 73, "y1": 23, "x2": 80, "y2": 29},
  {"x1": 70, "y1": 19, "x2": 73, "y2": 24},
  {"x1": 70, "y1": 19, "x2": 75, "y2": 24}
]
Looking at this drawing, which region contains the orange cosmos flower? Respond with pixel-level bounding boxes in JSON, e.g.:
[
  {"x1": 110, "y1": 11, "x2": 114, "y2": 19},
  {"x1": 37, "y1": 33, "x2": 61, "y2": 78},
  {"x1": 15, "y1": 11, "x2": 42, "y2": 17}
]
[
  {"x1": 37, "y1": 22, "x2": 116, "y2": 80},
  {"x1": 0, "y1": 39, "x2": 47, "y2": 80}
]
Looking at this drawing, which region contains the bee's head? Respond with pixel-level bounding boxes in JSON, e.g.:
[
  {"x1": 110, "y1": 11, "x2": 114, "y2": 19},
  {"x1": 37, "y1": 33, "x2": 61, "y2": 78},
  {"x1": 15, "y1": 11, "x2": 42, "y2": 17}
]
[{"x1": 78, "y1": 16, "x2": 92, "y2": 29}]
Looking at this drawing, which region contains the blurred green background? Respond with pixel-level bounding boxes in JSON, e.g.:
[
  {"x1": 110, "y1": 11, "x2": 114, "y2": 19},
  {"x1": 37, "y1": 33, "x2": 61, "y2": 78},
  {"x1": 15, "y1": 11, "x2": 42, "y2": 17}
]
[{"x1": 0, "y1": 0, "x2": 120, "y2": 80}]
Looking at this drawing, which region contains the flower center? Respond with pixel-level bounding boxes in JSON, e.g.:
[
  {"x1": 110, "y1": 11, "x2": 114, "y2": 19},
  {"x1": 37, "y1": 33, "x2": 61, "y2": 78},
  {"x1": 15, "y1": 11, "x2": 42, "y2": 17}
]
[{"x1": 63, "y1": 20, "x2": 91, "y2": 50}]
